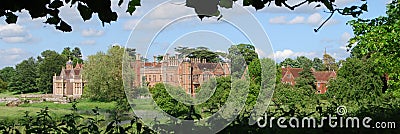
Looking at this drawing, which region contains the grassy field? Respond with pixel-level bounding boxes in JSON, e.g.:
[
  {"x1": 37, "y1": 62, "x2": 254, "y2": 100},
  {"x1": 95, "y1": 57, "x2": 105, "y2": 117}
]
[{"x1": 0, "y1": 99, "x2": 116, "y2": 121}]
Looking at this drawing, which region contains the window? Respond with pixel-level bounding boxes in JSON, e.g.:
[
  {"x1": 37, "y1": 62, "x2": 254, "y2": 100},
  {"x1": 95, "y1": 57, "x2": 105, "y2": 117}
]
[
  {"x1": 317, "y1": 83, "x2": 321, "y2": 88},
  {"x1": 160, "y1": 75, "x2": 162, "y2": 81},
  {"x1": 287, "y1": 74, "x2": 291, "y2": 78}
]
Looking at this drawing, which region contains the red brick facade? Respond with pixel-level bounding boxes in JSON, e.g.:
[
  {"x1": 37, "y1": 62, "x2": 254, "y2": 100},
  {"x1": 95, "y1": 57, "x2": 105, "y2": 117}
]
[
  {"x1": 132, "y1": 54, "x2": 230, "y2": 95},
  {"x1": 281, "y1": 66, "x2": 336, "y2": 94}
]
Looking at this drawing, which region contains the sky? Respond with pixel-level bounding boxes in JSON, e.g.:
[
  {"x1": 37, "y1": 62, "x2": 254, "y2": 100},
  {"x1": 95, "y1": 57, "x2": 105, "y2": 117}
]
[{"x1": 0, "y1": 0, "x2": 393, "y2": 68}]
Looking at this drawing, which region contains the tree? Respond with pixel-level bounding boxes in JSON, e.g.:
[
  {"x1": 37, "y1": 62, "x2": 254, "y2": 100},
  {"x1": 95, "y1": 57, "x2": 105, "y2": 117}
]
[
  {"x1": 280, "y1": 58, "x2": 299, "y2": 68},
  {"x1": 347, "y1": 0, "x2": 400, "y2": 95},
  {"x1": 83, "y1": 45, "x2": 131, "y2": 111},
  {"x1": 0, "y1": 0, "x2": 366, "y2": 32},
  {"x1": 150, "y1": 83, "x2": 189, "y2": 118},
  {"x1": 36, "y1": 50, "x2": 67, "y2": 93},
  {"x1": 228, "y1": 44, "x2": 258, "y2": 65},
  {"x1": 280, "y1": 56, "x2": 313, "y2": 69},
  {"x1": 175, "y1": 46, "x2": 222, "y2": 62},
  {"x1": 312, "y1": 57, "x2": 324, "y2": 71},
  {"x1": 295, "y1": 65, "x2": 316, "y2": 90},
  {"x1": 61, "y1": 47, "x2": 83, "y2": 65},
  {"x1": 0, "y1": 78, "x2": 7, "y2": 93},
  {"x1": 8, "y1": 57, "x2": 38, "y2": 93},
  {"x1": 322, "y1": 53, "x2": 338, "y2": 71},
  {"x1": 0, "y1": 67, "x2": 16, "y2": 83},
  {"x1": 327, "y1": 58, "x2": 383, "y2": 102}
]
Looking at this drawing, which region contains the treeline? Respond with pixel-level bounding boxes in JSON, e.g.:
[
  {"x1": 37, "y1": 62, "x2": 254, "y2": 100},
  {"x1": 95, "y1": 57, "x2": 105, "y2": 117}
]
[{"x1": 0, "y1": 47, "x2": 83, "y2": 94}]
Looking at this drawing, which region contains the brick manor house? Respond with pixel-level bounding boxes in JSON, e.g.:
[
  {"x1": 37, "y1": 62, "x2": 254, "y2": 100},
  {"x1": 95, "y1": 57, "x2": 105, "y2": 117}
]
[
  {"x1": 281, "y1": 66, "x2": 336, "y2": 94},
  {"x1": 53, "y1": 59, "x2": 85, "y2": 98},
  {"x1": 132, "y1": 54, "x2": 230, "y2": 95}
]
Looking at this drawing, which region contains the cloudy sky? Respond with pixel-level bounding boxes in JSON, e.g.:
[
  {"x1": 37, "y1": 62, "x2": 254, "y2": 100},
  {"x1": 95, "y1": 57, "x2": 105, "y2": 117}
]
[{"x1": 0, "y1": 0, "x2": 392, "y2": 68}]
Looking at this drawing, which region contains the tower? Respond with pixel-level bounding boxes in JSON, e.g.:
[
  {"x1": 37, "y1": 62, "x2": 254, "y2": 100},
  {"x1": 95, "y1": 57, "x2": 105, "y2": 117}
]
[{"x1": 66, "y1": 59, "x2": 73, "y2": 70}]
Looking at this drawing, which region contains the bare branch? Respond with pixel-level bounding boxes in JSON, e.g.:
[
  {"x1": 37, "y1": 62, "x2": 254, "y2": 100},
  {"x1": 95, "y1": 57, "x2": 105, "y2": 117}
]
[
  {"x1": 314, "y1": 11, "x2": 335, "y2": 32},
  {"x1": 282, "y1": 1, "x2": 308, "y2": 10}
]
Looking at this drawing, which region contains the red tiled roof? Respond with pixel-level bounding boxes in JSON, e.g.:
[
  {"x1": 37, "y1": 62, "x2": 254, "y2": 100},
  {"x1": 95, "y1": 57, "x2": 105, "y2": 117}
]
[
  {"x1": 282, "y1": 67, "x2": 303, "y2": 78},
  {"x1": 313, "y1": 71, "x2": 336, "y2": 82}
]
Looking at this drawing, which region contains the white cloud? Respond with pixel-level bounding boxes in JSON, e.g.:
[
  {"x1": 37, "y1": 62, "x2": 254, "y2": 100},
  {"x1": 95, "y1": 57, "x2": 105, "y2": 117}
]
[
  {"x1": 269, "y1": 16, "x2": 287, "y2": 24},
  {"x1": 288, "y1": 16, "x2": 305, "y2": 24},
  {"x1": 0, "y1": 48, "x2": 32, "y2": 68},
  {"x1": 0, "y1": 24, "x2": 33, "y2": 43},
  {"x1": 80, "y1": 40, "x2": 96, "y2": 45},
  {"x1": 269, "y1": 13, "x2": 339, "y2": 26},
  {"x1": 274, "y1": 49, "x2": 318, "y2": 61},
  {"x1": 306, "y1": 13, "x2": 322, "y2": 25},
  {"x1": 81, "y1": 29, "x2": 104, "y2": 37}
]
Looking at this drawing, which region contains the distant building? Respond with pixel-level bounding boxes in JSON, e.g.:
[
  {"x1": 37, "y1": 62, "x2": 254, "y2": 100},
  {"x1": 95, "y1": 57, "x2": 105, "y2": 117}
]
[
  {"x1": 281, "y1": 66, "x2": 336, "y2": 94},
  {"x1": 132, "y1": 54, "x2": 230, "y2": 95},
  {"x1": 53, "y1": 59, "x2": 85, "y2": 98}
]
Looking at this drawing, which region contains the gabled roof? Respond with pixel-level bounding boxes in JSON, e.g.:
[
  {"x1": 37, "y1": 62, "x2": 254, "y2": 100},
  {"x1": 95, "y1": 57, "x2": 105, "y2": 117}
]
[
  {"x1": 313, "y1": 71, "x2": 336, "y2": 82},
  {"x1": 282, "y1": 67, "x2": 303, "y2": 78}
]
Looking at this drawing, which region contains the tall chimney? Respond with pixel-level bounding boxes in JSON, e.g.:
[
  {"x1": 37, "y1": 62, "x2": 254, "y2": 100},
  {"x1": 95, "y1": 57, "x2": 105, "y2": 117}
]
[{"x1": 136, "y1": 54, "x2": 141, "y2": 61}]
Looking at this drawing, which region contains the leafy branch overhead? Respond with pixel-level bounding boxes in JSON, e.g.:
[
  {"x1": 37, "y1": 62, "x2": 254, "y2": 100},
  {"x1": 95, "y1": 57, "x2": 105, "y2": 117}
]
[
  {"x1": 0, "y1": 0, "x2": 140, "y2": 32},
  {"x1": 186, "y1": 0, "x2": 368, "y2": 31},
  {"x1": 0, "y1": 0, "x2": 365, "y2": 32}
]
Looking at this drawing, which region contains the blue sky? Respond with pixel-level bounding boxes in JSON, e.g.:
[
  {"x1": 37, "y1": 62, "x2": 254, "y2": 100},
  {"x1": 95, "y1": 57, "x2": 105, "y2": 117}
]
[{"x1": 0, "y1": 0, "x2": 392, "y2": 68}]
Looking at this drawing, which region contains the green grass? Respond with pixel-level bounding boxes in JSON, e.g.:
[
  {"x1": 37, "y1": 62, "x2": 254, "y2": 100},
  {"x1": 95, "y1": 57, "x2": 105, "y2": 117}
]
[
  {"x1": 0, "y1": 106, "x2": 72, "y2": 121},
  {"x1": 0, "y1": 91, "x2": 20, "y2": 98},
  {"x1": 19, "y1": 101, "x2": 116, "y2": 111},
  {"x1": 130, "y1": 98, "x2": 154, "y2": 110}
]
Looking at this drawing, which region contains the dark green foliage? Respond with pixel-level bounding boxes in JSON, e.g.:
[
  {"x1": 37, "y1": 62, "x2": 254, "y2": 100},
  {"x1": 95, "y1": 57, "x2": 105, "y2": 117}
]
[
  {"x1": 175, "y1": 46, "x2": 223, "y2": 63},
  {"x1": 0, "y1": 0, "x2": 139, "y2": 32},
  {"x1": 228, "y1": 44, "x2": 258, "y2": 65},
  {"x1": 0, "y1": 67, "x2": 16, "y2": 83},
  {"x1": 347, "y1": 0, "x2": 400, "y2": 96},
  {"x1": 327, "y1": 58, "x2": 383, "y2": 103},
  {"x1": 61, "y1": 47, "x2": 83, "y2": 64},
  {"x1": 312, "y1": 57, "x2": 324, "y2": 71},
  {"x1": 149, "y1": 83, "x2": 189, "y2": 118},
  {"x1": 8, "y1": 57, "x2": 38, "y2": 93},
  {"x1": 37, "y1": 50, "x2": 67, "y2": 93},
  {"x1": 295, "y1": 65, "x2": 316, "y2": 90}
]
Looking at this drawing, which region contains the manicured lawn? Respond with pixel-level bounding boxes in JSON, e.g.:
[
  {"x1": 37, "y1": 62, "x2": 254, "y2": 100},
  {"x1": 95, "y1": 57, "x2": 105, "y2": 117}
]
[
  {"x1": 0, "y1": 99, "x2": 116, "y2": 121},
  {"x1": 18, "y1": 101, "x2": 116, "y2": 111},
  {"x1": 0, "y1": 106, "x2": 72, "y2": 121}
]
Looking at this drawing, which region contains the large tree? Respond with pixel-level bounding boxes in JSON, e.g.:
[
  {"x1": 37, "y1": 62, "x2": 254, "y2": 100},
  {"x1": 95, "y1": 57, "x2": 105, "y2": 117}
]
[
  {"x1": 36, "y1": 50, "x2": 67, "y2": 93},
  {"x1": 8, "y1": 57, "x2": 38, "y2": 93},
  {"x1": 347, "y1": 0, "x2": 400, "y2": 96},
  {"x1": 83, "y1": 45, "x2": 132, "y2": 111},
  {"x1": 0, "y1": 67, "x2": 16, "y2": 83},
  {"x1": 175, "y1": 46, "x2": 222, "y2": 63},
  {"x1": 61, "y1": 47, "x2": 83, "y2": 65},
  {"x1": 0, "y1": 0, "x2": 367, "y2": 32}
]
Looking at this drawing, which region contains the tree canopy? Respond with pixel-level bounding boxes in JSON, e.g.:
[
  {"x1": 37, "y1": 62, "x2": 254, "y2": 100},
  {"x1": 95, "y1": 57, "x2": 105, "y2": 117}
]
[
  {"x1": 347, "y1": 0, "x2": 400, "y2": 96},
  {"x1": 0, "y1": 0, "x2": 367, "y2": 32}
]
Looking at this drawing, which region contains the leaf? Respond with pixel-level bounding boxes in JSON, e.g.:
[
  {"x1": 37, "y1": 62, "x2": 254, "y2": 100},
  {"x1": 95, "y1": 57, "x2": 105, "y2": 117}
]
[
  {"x1": 49, "y1": 0, "x2": 64, "y2": 9},
  {"x1": 45, "y1": 16, "x2": 61, "y2": 25},
  {"x1": 77, "y1": 3, "x2": 93, "y2": 21},
  {"x1": 127, "y1": 0, "x2": 141, "y2": 15},
  {"x1": 56, "y1": 21, "x2": 72, "y2": 32},
  {"x1": 5, "y1": 12, "x2": 18, "y2": 23},
  {"x1": 243, "y1": 0, "x2": 250, "y2": 6},
  {"x1": 323, "y1": 0, "x2": 334, "y2": 11},
  {"x1": 118, "y1": 0, "x2": 124, "y2": 6},
  {"x1": 360, "y1": 3, "x2": 367, "y2": 11},
  {"x1": 219, "y1": 0, "x2": 233, "y2": 8},
  {"x1": 105, "y1": 121, "x2": 115, "y2": 132}
]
